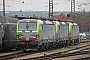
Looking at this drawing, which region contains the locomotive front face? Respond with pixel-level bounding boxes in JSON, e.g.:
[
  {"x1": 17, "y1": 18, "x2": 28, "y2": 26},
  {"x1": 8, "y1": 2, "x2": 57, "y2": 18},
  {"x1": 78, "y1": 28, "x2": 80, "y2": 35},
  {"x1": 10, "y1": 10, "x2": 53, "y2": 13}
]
[
  {"x1": 18, "y1": 21, "x2": 37, "y2": 43},
  {"x1": 16, "y1": 19, "x2": 44, "y2": 50}
]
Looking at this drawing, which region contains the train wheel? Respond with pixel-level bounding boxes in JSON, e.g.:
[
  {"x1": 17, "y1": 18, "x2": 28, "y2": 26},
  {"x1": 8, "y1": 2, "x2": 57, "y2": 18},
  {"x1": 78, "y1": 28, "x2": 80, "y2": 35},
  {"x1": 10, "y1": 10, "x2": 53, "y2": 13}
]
[
  {"x1": 57, "y1": 43, "x2": 60, "y2": 48},
  {"x1": 46, "y1": 43, "x2": 50, "y2": 50},
  {"x1": 40, "y1": 44, "x2": 45, "y2": 52}
]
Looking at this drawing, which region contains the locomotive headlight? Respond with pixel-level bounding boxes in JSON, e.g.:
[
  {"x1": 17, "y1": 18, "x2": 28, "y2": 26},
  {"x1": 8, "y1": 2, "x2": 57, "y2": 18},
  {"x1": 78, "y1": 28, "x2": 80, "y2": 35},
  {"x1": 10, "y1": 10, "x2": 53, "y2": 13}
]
[
  {"x1": 16, "y1": 35, "x2": 19, "y2": 39},
  {"x1": 36, "y1": 37, "x2": 38, "y2": 39},
  {"x1": 26, "y1": 21, "x2": 29, "y2": 22},
  {"x1": 22, "y1": 42, "x2": 25, "y2": 44},
  {"x1": 17, "y1": 37, "x2": 19, "y2": 40},
  {"x1": 36, "y1": 35, "x2": 39, "y2": 39}
]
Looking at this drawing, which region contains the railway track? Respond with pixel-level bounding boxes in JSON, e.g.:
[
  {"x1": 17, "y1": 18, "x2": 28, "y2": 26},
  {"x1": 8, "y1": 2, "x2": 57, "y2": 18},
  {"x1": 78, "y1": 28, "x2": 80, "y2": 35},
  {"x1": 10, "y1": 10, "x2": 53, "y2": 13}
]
[
  {"x1": 74, "y1": 57, "x2": 90, "y2": 60},
  {"x1": 0, "y1": 41, "x2": 90, "y2": 60},
  {"x1": 0, "y1": 51, "x2": 36, "y2": 60},
  {"x1": 25, "y1": 45, "x2": 90, "y2": 60},
  {"x1": 11, "y1": 42, "x2": 90, "y2": 60},
  {"x1": 0, "y1": 50, "x2": 23, "y2": 60}
]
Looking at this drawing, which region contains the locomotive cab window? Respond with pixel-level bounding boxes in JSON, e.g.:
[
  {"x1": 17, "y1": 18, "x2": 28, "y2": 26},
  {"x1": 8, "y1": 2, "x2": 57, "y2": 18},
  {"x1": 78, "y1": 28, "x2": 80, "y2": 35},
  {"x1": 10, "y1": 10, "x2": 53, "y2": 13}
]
[
  {"x1": 28, "y1": 22, "x2": 36, "y2": 31},
  {"x1": 19, "y1": 22, "x2": 36, "y2": 31},
  {"x1": 19, "y1": 23, "x2": 27, "y2": 30}
]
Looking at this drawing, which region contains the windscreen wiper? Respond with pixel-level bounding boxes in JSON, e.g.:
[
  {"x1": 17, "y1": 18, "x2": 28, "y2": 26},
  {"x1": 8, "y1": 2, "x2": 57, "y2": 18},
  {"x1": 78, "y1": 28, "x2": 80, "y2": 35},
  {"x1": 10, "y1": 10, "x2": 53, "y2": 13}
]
[
  {"x1": 22, "y1": 25, "x2": 32, "y2": 32},
  {"x1": 27, "y1": 26, "x2": 32, "y2": 32}
]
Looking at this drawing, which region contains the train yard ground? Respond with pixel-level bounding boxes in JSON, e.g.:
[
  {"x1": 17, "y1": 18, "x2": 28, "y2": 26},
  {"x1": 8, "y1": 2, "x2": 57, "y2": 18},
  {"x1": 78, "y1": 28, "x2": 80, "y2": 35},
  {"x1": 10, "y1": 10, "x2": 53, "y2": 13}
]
[{"x1": 0, "y1": 40, "x2": 90, "y2": 60}]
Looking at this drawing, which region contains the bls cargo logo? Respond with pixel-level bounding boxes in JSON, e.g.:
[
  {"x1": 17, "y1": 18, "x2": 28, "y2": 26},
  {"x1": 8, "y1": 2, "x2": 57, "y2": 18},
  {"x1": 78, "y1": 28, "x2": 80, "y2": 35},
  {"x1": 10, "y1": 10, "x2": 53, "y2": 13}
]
[{"x1": 30, "y1": 33, "x2": 36, "y2": 37}]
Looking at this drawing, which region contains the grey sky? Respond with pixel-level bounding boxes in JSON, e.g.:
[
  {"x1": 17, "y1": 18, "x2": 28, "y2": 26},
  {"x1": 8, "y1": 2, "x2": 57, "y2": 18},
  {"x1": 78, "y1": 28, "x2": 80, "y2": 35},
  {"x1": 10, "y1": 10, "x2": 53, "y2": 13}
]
[{"x1": 0, "y1": 0, "x2": 90, "y2": 11}]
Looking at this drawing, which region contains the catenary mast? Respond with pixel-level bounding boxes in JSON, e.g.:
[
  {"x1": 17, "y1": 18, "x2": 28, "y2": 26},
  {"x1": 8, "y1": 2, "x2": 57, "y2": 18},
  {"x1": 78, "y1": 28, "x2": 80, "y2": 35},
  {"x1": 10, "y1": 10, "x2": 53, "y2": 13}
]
[
  {"x1": 49, "y1": 0, "x2": 53, "y2": 19},
  {"x1": 3, "y1": 0, "x2": 5, "y2": 16},
  {"x1": 71, "y1": 0, "x2": 75, "y2": 21}
]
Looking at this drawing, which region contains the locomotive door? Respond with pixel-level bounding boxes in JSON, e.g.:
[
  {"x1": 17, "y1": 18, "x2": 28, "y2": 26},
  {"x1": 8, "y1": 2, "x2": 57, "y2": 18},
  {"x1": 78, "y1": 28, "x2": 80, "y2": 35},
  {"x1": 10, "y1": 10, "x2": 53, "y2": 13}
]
[{"x1": 0, "y1": 24, "x2": 2, "y2": 48}]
